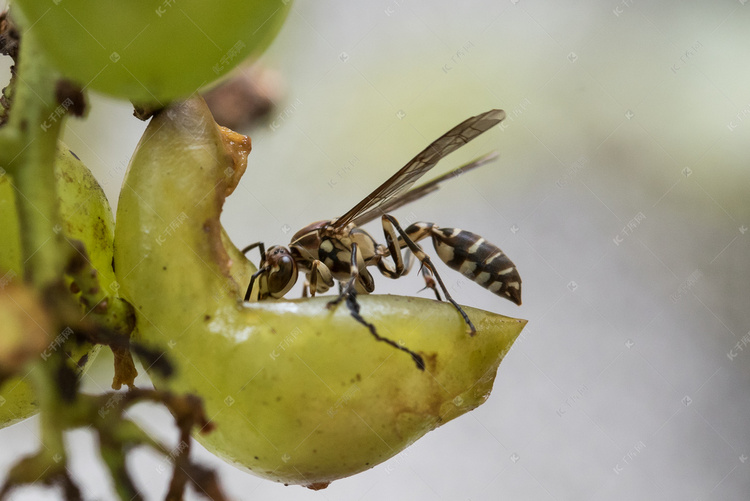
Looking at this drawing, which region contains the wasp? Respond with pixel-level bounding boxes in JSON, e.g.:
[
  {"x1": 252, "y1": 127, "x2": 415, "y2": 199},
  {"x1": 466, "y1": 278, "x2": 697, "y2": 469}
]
[{"x1": 242, "y1": 109, "x2": 521, "y2": 370}]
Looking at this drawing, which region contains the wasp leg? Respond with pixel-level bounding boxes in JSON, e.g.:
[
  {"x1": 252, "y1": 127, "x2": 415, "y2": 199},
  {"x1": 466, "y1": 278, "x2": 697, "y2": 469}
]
[
  {"x1": 401, "y1": 249, "x2": 442, "y2": 301},
  {"x1": 244, "y1": 265, "x2": 269, "y2": 301},
  {"x1": 241, "y1": 241, "x2": 266, "y2": 259},
  {"x1": 418, "y1": 264, "x2": 442, "y2": 301},
  {"x1": 383, "y1": 215, "x2": 477, "y2": 335},
  {"x1": 375, "y1": 215, "x2": 405, "y2": 278},
  {"x1": 308, "y1": 259, "x2": 334, "y2": 297},
  {"x1": 242, "y1": 242, "x2": 268, "y2": 302},
  {"x1": 376, "y1": 217, "x2": 441, "y2": 301},
  {"x1": 328, "y1": 243, "x2": 424, "y2": 371},
  {"x1": 341, "y1": 288, "x2": 425, "y2": 371}
]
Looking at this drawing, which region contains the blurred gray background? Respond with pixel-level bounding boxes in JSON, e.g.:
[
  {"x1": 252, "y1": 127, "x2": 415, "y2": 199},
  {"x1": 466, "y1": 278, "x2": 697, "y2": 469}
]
[{"x1": 2, "y1": 1, "x2": 749, "y2": 499}]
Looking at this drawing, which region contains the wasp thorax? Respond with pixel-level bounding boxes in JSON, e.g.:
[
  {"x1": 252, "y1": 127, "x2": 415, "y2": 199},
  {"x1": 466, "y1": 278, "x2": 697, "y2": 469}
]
[
  {"x1": 266, "y1": 245, "x2": 298, "y2": 298},
  {"x1": 290, "y1": 220, "x2": 328, "y2": 245},
  {"x1": 288, "y1": 220, "x2": 330, "y2": 268}
]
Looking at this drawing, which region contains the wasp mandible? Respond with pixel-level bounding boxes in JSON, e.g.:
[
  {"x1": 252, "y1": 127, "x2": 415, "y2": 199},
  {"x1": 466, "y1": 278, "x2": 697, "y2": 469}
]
[{"x1": 243, "y1": 110, "x2": 521, "y2": 369}]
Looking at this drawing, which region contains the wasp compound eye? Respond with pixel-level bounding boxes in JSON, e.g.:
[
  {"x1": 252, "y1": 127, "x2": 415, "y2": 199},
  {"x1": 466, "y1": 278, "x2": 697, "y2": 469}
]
[{"x1": 266, "y1": 247, "x2": 298, "y2": 298}]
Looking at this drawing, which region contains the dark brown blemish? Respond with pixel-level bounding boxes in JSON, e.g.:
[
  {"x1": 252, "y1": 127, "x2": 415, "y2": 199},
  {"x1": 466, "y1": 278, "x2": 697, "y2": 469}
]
[
  {"x1": 306, "y1": 482, "x2": 330, "y2": 491},
  {"x1": 55, "y1": 79, "x2": 86, "y2": 117},
  {"x1": 77, "y1": 353, "x2": 89, "y2": 368}
]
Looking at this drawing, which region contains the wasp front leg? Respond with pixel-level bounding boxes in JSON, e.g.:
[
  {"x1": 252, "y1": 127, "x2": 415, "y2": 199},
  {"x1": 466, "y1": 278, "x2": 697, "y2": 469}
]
[
  {"x1": 242, "y1": 242, "x2": 267, "y2": 301},
  {"x1": 382, "y1": 215, "x2": 477, "y2": 335}
]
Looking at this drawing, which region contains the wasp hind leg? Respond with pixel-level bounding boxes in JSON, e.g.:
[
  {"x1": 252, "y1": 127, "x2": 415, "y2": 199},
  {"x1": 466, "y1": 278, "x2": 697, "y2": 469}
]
[
  {"x1": 383, "y1": 215, "x2": 477, "y2": 335},
  {"x1": 417, "y1": 263, "x2": 442, "y2": 301},
  {"x1": 327, "y1": 243, "x2": 425, "y2": 371},
  {"x1": 377, "y1": 218, "x2": 441, "y2": 300}
]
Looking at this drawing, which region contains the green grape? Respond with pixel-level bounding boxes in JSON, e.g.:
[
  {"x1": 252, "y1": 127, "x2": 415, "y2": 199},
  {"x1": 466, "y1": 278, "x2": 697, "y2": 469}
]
[
  {"x1": 11, "y1": 0, "x2": 292, "y2": 103},
  {"x1": 0, "y1": 144, "x2": 113, "y2": 428},
  {"x1": 114, "y1": 97, "x2": 526, "y2": 487}
]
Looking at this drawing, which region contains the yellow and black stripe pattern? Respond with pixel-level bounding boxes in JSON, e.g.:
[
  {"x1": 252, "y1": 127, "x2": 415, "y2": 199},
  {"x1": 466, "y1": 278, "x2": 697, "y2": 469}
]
[{"x1": 406, "y1": 223, "x2": 522, "y2": 306}]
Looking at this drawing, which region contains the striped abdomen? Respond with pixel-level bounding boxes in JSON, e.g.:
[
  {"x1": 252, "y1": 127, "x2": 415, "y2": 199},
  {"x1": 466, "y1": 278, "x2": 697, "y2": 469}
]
[{"x1": 429, "y1": 226, "x2": 522, "y2": 305}]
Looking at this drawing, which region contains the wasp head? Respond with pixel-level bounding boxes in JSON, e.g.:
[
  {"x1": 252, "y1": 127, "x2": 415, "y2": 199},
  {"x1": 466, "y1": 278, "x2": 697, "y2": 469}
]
[{"x1": 264, "y1": 245, "x2": 298, "y2": 298}]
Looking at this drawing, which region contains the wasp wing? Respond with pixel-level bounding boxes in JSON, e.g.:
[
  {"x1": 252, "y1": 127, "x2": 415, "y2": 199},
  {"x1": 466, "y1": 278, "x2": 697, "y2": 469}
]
[
  {"x1": 333, "y1": 109, "x2": 505, "y2": 229},
  {"x1": 351, "y1": 151, "x2": 499, "y2": 227}
]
